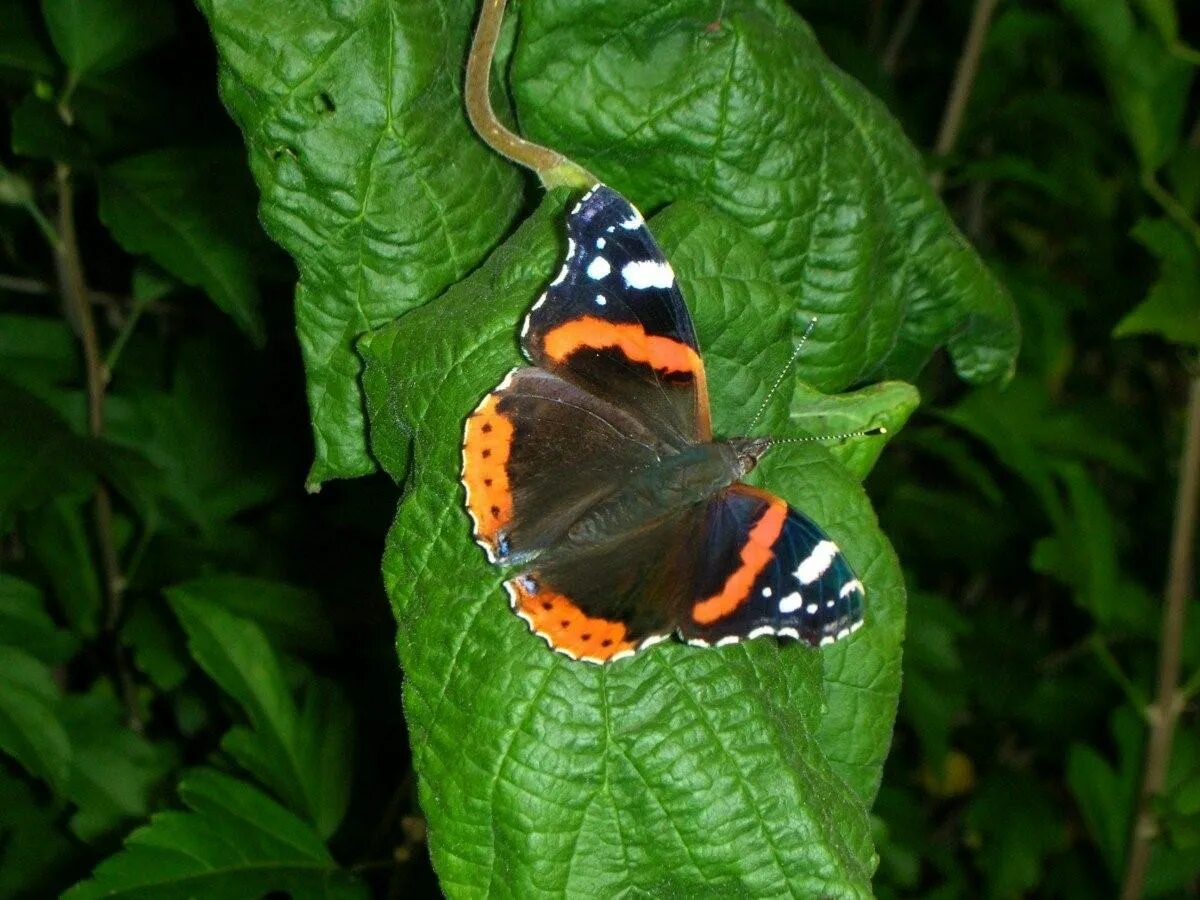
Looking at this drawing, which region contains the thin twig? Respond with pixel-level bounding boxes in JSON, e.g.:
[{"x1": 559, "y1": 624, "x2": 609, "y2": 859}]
[
  {"x1": 929, "y1": 0, "x2": 1001, "y2": 192},
  {"x1": 881, "y1": 0, "x2": 923, "y2": 75},
  {"x1": 1121, "y1": 375, "x2": 1200, "y2": 900},
  {"x1": 465, "y1": 0, "x2": 595, "y2": 189},
  {"x1": 52, "y1": 164, "x2": 142, "y2": 732}
]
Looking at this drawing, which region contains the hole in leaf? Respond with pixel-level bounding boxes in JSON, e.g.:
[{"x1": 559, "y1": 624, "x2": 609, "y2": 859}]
[{"x1": 314, "y1": 91, "x2": 336, "y2": 114}]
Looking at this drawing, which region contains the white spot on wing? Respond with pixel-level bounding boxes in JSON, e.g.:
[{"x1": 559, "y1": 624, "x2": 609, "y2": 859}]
[
  {"x1": 806, "y1": 603, "x2": 818, "y2": 614},
  {"x1": 620, "y1": 209, "x2": 644, "y2": 229},
  {"x1": 840, "y1": 579, "x2": 863, "y2": 599},
  {"x1": 622, "y1": 260, "x2": 674, "y2": 289},
  {"x1": 639, "y1": 633, "x2": 670, "y2": 649},
  {"x1": 778, "y1": 627, "x2": 800, "y2": 640},
  {"x1": 596, "y1": 237, "x2": 606, "y2": 249},
  {"x1": 778, "y1": 591, "x2": 804, "y2": 613},
  {"x1": 795, "y1": 541, "x2": 839, "y2": 585},
  {"x1": 716, "y1": 635, "x2": 740, "y2": 647},
  {"x1": 595, "y1": 294, "x2": 607, "y2": 306},
  {"x1": 819, "y1": 635, "x2": 836, "y2": 646},
  {"x1": 748, "y1": 626, "x2": 774, "y2": 639},
  {"x1": 687, "y1": 638, "x2": 710, "y2": 648},
  {"x1": 587, "y1": 256, "x2": 611, "y2": 280},
  {"x1": 761, "y1": 587, "x2": 772, "y2": 598}
]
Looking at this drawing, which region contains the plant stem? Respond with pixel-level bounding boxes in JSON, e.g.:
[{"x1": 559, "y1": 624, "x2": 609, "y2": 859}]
[
  {"x1": 52, "y1": 164, "x2": 142, "y2": 732},
  {"x1": 1121, "y1": 375, "x2": 1200, "y2": 900},
  {"x1": 1142, "y1": 172, "x2": 1200, "y2": 251},
  {"x1": 881, "y1": 0, "x2": 923, "y2": 75},
  {"x1": 465, "y1": 0, "x2": 595, "y2": 189},
  {"x1": 930, "y1": 0, "x2": 1000, "y2": 192}
]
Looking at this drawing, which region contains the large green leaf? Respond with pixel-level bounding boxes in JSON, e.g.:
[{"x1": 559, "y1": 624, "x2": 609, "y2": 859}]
[
  {"x1": 511, "y1": 0, "x2": 1019, "y2": 387},
  {"x1": 360, "y1": 194, "x2": 907, "y2": 895},
  {"x1": 197, "y1": 0, "x2": 524, "y2": 485},
  {"x1": 63, "y1": 769, "x2": 368, "y2": 900},
  {"x1": 168, "y1": 587, "x2": 353, "y2": 839}
]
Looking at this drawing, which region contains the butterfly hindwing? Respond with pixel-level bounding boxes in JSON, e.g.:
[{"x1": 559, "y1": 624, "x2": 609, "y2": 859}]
[
  {"x1": 505, "y1": 505, "x2": 706, "y2": 662},
  {"x1": 679, "y1": 484, "x2": 866, "y2": 647},
  {"x1": 462, "y1": 366, "x2": 668, "y2": 564},
  {"x1": 521, "y1": 185, "x2": 712, "y2": 445}
]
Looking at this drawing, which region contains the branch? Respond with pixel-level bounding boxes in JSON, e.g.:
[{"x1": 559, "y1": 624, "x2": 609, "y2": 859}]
[
  {"x1": 929, "y1": 0, "x2": 1000, "y2": 192},
  {"x1": 1121, "y1": 375, "x2": 1200, "y2": 900},
  {"x1": 465, "y1": 0, "x2": 595, "y2": 189},
  {"x1": 52, "y1": 164, "x2": 142, "y2": 732},
  {"x1": 881, "y1": 0, "x2": 923, "y2": 75}
]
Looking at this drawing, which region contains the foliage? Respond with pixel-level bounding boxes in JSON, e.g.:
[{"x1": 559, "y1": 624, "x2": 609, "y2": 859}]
[{"x1": 0, "y1": 0, "x2": 1196, "y2": 898}]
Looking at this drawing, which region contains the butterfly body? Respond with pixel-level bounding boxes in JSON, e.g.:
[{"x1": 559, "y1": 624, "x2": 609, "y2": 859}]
[{"x1": 461, "y1": 185, "x2": 865, "y2": 664}]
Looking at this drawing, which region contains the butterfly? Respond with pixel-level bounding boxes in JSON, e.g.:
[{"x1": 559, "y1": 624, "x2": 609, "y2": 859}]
[{"x1": 460, "y1": 185, "x2": 865, "y2": 663}]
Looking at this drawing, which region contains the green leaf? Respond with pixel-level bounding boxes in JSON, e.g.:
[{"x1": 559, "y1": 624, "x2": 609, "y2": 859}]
[
  {"x1": 104, "y1": 339, "x2": 283, "y2": 535},
  {"x1": 1058, "y1": 0, "x2": 1193, "y2": 171},
  {"x1": 60, "y1": 688, "x2": 175, "y2": 842},
  {"x1": 511, "y1": 0, "x2": 1018, "y2": 387},
  {"x1": 11, "y1": 93, "x2": 90, "y2": 164},
  {"x1": 63, "y1": 768, "x2": 369, "y2": 900},
  {"x1": 122, "y1": 599, "x2": 189, "y2": 693},
  {"x1": 165, "y1": 575, "x2": 336, "y2": 656},
  {"x1": 789, "y1": 382, "x2": 919, "y2": 480},
  {"x1": 900, "y1": 591, "x2": 969, "y2": 766},
  {"x1": 360, "y1": 194, "x2": 902, "y2": 894},
  {"x1": 0, "y1": 646, "x2": 71, "y2": 793},
  {"x1": 41, "y1": 0, "x2": 173, "y2": 79},
  {"x1": 965, "y1": 772, "x2": 1066, "y2": 898},
  {"x1": 0, "y1": 769, "x2": 76, "y2": 900},
  {"x1": 0, "y1": 574, "x2": 79, "y2": 665},
  {"x1": 98, "y1": 149, "x2": 269, "y2": 343},
  {"x1": 22, "y1": 496, "x2": 102, "y2": 637},
  {"x1": 0, "y1": 314, "x2": 80, "y2": 392},
  {"x1": 637, "y1": 202, "x2": 918, "y2": 481},
  {"x1": 0, "y1": 376, "x2": 97, "y2": 526},
  {"x1": 197, "y1": 0, "x2": 525, "y2": 486},
  {"x1": 168, "y1": 587, "x2": 353, "y2": 839},
  {"x1": 0, "y1": 2, "x2": 56, "y2": 80},
  {"x1": 1115, "y1": 217, "x2": 1200, "y2": 346}
]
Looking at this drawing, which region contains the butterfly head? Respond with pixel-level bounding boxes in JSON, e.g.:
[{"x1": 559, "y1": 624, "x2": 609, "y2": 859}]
[{"x1": 725, "y1": 436, "x2": 773, "y2": 477}]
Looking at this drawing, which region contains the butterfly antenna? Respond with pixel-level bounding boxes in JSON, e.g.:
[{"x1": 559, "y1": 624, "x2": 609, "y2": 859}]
[
  {"x1": 771, "y1": 427, "x2": 889, "y2": 445},
  {"x1": 747, "y1": 316, "x2": 818, "y2": 431}
]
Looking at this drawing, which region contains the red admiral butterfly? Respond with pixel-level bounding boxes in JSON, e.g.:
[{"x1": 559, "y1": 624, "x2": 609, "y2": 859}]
[{"x1": 461, "y1": 185, "x2": 865, "y2": 663}]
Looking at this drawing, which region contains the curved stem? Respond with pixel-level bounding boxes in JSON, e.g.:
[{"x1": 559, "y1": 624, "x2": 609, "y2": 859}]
[
  {"x1": 1121, "y1": 375, "x2": 1200, "y2": 900},
  {"x1": 930, "y1": 0, "x2": 1000, "y2": 191},
  {"x1": 465, "y1": 0, "x2": 595, "y2": 189}
]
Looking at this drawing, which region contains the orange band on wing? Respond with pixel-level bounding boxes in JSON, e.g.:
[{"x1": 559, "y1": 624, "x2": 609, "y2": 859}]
[
  {"x1": 691, "y1": 498, "x2": 788, "y2": 625},
  {"x1": 461, "y1": 392, "x2": 515, "y2": 553},
  {"x1": 542, "y1": 317, "x2": 703, "y2": 377},
  {"x1": 507, "y1": 576, "x2": 638, "y2": 662}
]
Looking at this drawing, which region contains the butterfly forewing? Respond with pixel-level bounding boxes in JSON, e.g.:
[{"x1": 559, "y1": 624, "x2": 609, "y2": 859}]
[{"x1": 520, "y1": 185, "x2": 712, "y2": 445}]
